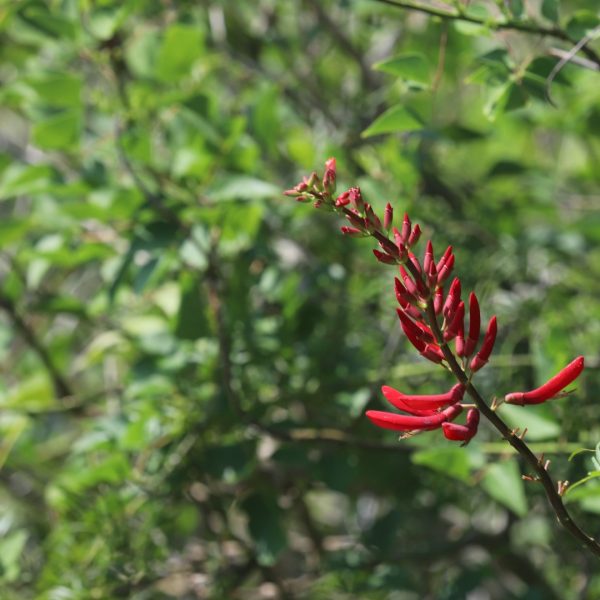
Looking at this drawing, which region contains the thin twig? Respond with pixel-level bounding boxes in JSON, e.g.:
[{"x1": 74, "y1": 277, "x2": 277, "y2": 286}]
[
  {"x1": 371, "y1": 0, "x2": 600, "y2": 68},
  {"x1": 0, "y1": 293, "x2": 72, "y2": 399},
  {"x1": 546, "y1": 26, "x2": 600, "y2": 103}
]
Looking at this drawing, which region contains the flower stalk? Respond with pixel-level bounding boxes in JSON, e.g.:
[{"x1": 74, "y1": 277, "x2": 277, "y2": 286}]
[{"x1": 285, "y1": 158, "x2": 600, "y2": 557}]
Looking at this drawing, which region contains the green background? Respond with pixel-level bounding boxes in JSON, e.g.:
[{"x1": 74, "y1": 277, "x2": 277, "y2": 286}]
[{"x1": 0, "y1": 0, "x2": 599, "y2": 598}]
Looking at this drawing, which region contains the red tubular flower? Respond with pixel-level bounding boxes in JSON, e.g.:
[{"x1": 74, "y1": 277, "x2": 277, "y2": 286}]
[
  {"x1": 366, "y1": 403, "x2": 463, "y2": 432},
  {"x1": 464, "y1": 292, "x2": 481, "y2": 357},
  {"x1": 381, "y1": 397, "x2": 437, "y2": 416},
  {"x1": 382, "y1": 383, "x2": 465, "y2": 411},
  {"x1": 442, "y1": 408, "x2": 480, "y2": 444},
  {"x1": 469, "y1": 316, "x2": 497, "y2": 372},
  {"x1": 504, "y1": 356, "x2": 585, "y2": 405}
]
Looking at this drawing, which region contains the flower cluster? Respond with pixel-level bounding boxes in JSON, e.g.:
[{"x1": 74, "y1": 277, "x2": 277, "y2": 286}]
[{"x1": 285, "y1": 159, "x2": 585, "y2": 445}]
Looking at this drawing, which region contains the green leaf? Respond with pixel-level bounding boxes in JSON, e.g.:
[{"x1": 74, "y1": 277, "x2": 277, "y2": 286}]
[
  {"x1": 484, "y1": 82, "x2": 528, "y2": 120},
  {"x1": 564, "y1": 471, "x2": 600, "y2": 497},
  {"x1": 1, "y1": 373, "x2": 55, "y2": 412},
  {"x1": 0, "y1": 164, "x2": 56, "y2": 199},
  {"x1": 566, "y1": 12, "x2": 600, "y2": 40},
  {"x1": 506, "y1": 0, "x2": 524, "y2": 19},
  {"x1": 0, "y1": 530, "x2": 27, "y2": 582},
  {"x1": 242, "y1": 492, "x2": 287, "y2": 566},
  {"x1": 155, "y1": 24, "x2": 204, "y2": 82},
  {"x1": 412, "y1": 446, "x2": 472, "y2": 483},
  {"x1": 16, "y1": 1, "x2": 76, "y2": 40},
  {"x1": 175, "y1": 274, "x2": 209, "y2": 340},
  {"x1": 541, "y1": 0, "x2": 559, "y2": 24},
  {"x1": 497, "y1": 404, "x2": 560, "y2": 441},
  {"x1": 362, "y1": 105, "x2": 423, "y2": 138},
  {"x1": 568, "y1": 447, "x2": 595, "y2": 462},
  {"x1": 373, "y1": 53, "x2": 430, "y2": 87},
  {"x1": 32, "y1": 109, "x2": 81, "y2": 150},
  {"x1": 27, "y1": 73, "x2": 82, "y2": 108},
  {"x1": 207, "y1": 176, "x2": 280, "y2": 201},
  {"x1": 481, "y1": 460, "x2": 528, "y2": 516}
]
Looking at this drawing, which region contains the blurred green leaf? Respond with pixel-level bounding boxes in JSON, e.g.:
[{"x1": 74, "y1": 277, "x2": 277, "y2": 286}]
[
  {"x1": 362, "y1": 105, "x2": 423, "y2": 137},
  {"x1": 498, "y1": 404, "x2": 560, "y2": 441},
  {"x1": 412, "y1": 446, "x2": 472, "y2": 483},
  {"x1": 0, "y1": 530, "x2": 27, "y2": 582},
  {"x1": 541, "y1": 0, "x2": 559, "y2": 23},
  {"x1": 373, "y1": 53, "x2": 430, "y2": 87},
  {"x1": 242, "y1": 492, "x2": 287, "y2": 566},
  {"x1": 482, "y1": 460, "x2": 528, "y2": 516},
  {"x1": 155, "y1": 24, "x2": 204, "y2": 82}
]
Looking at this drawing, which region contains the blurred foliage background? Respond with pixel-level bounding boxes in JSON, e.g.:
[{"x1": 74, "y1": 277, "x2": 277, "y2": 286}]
[{"x1": 0, "y1": 0, "x2": 599, "y2": 598}]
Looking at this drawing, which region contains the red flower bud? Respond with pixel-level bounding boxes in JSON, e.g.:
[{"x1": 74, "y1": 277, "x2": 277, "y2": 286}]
[
  {"x1": 421, "y1": 344, "x2": 445, "y2": 363},
  {"x1": 365, "y1": 203, "x2": 382, "y2": 232},
  {"x1": 437, "y1": 246, "x2": 453, "y2": 271},
  {"x1": 399, "y1": 266, "x2": 419, "y2": 297},
  {"x1": 437, "y1": 253, "x2": 455, "y2": 286},
  {"x1": 348, "y1": 187, "x2": 364, "y2": 212},
  {"x1": 464, "y1": 292, "x2": 480, "y2": 357},
  {"x1": 384, "y1": 203, "x2": 393, "y2": 232},
  {"x1": 366, "y1": 403, "x2": 463, "y2": 432},
  {"x1": 455, "y1": 322, "x2": 466, "y2": 357},
  {"x1": 408, "y1": 223, "x2": 421, "y2": 246},
  {"x1": 469, "y1": 316, "x2": 497, "y2": 372},
  {"x1": 345, "y1": 209, "x2": 364, "y2": 229},
  {"x1": 443, "y1": 278, "x2": 461, "y2": 320},
  {"x1": 323, "y1": 157, "x2": 336, "y2": 193},
  {"x1": 401, "y1": 213, "x2": 411, "y2": 244},
  {"x1": 504, "y1": 356, "x2": 584, "y2": 405},
  {"x1": 444, "y1": 301, "x2": 464, "y2": 342},
  {"x1": 394, "y1": 277, "x2": 418, "y2": 308},
  {"x1": 423, "y1": 241, "x2": 434, "y2": 276},
  {"x1": 378, "y1": 236, "x2": 401, "y2": 258},
  {"x1": 335, "y1": 191, "x2": 351, "y2": 207},
  {"x1": 373, "y1": 249, "x2": 396, "y2": 264},
  {"x1": 340, "y1": 226, "x2": 364, "y2": 237}
]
